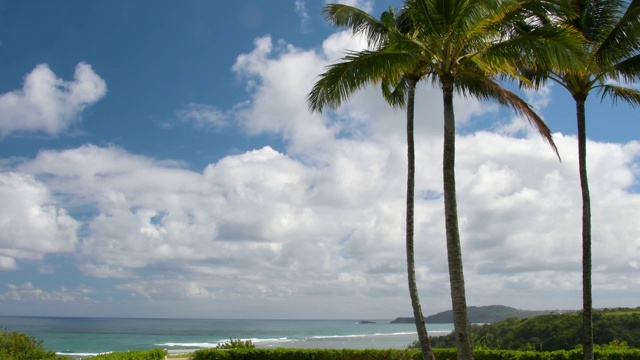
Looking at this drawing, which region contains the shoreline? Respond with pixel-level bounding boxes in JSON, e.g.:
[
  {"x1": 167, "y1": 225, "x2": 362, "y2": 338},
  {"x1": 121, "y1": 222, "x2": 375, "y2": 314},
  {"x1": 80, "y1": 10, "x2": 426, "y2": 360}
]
[
  {"x1": 5, "y1": 317, "x2": 453, "y2": 357},
  {"x1": 59, "y1": 332, "x2": 452, "y2": 359}
]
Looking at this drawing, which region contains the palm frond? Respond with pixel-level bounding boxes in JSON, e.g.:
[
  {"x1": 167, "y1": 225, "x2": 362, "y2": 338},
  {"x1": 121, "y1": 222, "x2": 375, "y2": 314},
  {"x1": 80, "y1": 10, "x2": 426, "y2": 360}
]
[
  {"x1": 596, "y1": 0, "x2": 640, "y2": 65},
  {"x1": 382, "y1": 76, "x2": 410, "y2": 108},
  {"x1": 323, "y1": 4, "x2": 392, "y2": 48},
  {"x1": 598, "y1": 83, "x2": 640, "y2": 107},
  {"x1": 383, "y1": 37, "x2": 436, "y2": 60},
  {"x1": 481, "y1": 23, "x2": 585, "y2": 75},
  {"x1": 513, "y1": 67, "x2": 550, "y2": 89},
  {"x1": 459, "y1": 74, "x2": 560, "y2": 160},
  {"x1": 307, "y1": 50, "x2": 413, "y2": 112},
  {"x1": 610, "y1": 53, "x2": 640, "y2": 83},
  {"x1": 404, "y1": 0, "x2": 446, "y2": 41},
  {"x1": 514, "y1": 0, "x2": 577, "y2": 26},
  {"x1": 462, "y1": 0, "x2": 520, "y2": 37},
  {"x1": 576, "y1": 0, "x2": 625, "y2": 42}
]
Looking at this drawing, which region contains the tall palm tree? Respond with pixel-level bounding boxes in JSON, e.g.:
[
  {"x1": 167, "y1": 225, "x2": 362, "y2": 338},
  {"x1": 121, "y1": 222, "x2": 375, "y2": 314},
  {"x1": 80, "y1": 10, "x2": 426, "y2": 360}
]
[
  {"x1": 310, "y1": 2, "x2": 581, "y2": 359},
  {"x1": 522, "y1": 1, "x2": 640, "y2": 359},
  {"x1": 308, "y1": 5, "x2": 436, "y2": 360},
  {"x1": 394, "y1": 1, "x2": 582, "y2": 358}
]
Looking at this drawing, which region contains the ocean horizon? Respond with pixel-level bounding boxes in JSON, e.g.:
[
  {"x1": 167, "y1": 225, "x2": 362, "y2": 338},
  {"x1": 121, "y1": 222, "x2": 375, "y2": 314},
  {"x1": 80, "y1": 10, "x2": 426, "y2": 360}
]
[{"x1": 0, "y1": 316, "x2": 455, "y2": 358}]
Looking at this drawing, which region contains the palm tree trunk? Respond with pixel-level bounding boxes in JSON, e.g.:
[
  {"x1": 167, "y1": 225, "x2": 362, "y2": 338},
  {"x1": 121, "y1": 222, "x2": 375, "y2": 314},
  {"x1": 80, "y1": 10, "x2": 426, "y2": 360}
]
[
  {"x1": 406, "y1": 78, "x2": 436, "y2": 360},
  {"x1": 575, "y1": 96, "x2": 593, "y2": 360},
  {"x1": 441, "y1": 76, "x2": 474, "y2": 360}
]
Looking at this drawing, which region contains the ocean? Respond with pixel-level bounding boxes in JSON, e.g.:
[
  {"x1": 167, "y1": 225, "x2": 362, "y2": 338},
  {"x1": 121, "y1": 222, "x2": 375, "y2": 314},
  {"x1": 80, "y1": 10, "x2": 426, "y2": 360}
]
[{"x1": 0, "y1": 316, "x2": 454, "y2": 358}]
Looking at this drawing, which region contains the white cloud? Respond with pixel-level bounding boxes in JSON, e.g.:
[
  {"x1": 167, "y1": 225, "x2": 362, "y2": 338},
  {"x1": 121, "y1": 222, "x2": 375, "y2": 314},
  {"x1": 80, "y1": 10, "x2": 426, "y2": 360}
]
[
  {"x1": 0, "y1": 282, "x2": 95, "y2": 302},
  {"x1": 232, "y1": 35, "x2": 338, "y2": 155},
  {"x1": 0, "y1": 63, "x2": 107, "y2": 137},
  {"x1": 525, "y1": 82, "x2": 554, "y2": 110},
  {"x1": 0, "y1": 256, "x2": 17, "y2": 270},
  {"x1": 6, "y1": 133, "x2": 639, "y2": 316},
  {"x1": 1, "y1": 34, "x2": 639, "y2": 318},
  {"x1": 295, "y1": 0, "x2": 310, "y2": 33},
  {"x1": 175, "y1": 103, "x2": 229, "y2": 130},
  {"x1": 0, "y1": 172, "x2": 79, "y2": 265},
  {"x1": 325, "y1": 0, "x2": 374, "y2": 14}
]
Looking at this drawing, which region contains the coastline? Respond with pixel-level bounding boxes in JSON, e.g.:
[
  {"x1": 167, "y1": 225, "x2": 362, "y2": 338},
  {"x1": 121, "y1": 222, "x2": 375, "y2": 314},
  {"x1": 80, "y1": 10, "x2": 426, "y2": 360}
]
[
  {"x1": 57, "y1": 332, "x2": 440, "y2": 358},
  {"x1": 0, "y1": 317, "x2": 453, "y2": 358}
]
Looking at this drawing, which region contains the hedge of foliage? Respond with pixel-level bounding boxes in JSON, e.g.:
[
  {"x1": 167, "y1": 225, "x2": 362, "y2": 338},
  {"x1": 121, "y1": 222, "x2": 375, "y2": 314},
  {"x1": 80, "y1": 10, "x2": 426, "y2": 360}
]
[
  {"x1": 90, "y1": 348, "x2": 166, "y2": 360},
  {"x1": 191, "y1": 348, "x2": 640, "y2": 360},
  {"x1": 193, "y1": 348, "x2": 424, "y2": 360},
  {"x1": 429, "y1": 309, "x2": 640, "y2": 350},
  {"x1": 1, "y1": 327, "x2": 166, "y2": 360},
  {"x1": 215, "y1": 339, "x2": 256, "y2": 349},
  {"x1": 0, "y1": 326, "x2": 60, "y2": 360}
]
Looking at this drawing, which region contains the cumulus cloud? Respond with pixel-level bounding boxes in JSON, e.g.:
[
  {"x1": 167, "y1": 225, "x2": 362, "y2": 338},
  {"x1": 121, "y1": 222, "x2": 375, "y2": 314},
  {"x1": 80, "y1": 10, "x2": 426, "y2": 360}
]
[
  {"x1": 0, "y1": 63, "x2": 107, "y2": 137},
  {"x1": 1, "y1": 33, "x2": 639, "y2": 317},
  {"x1": 5, "y1": 132, "x2": 640, "y2": 311},
  {"x1": 232, "y1": 35, "x2": 338, "y2": 155},
  {"x1": 7, "y1": 138, "x2": 640, "y2": 315},
  {"x1": 0, "y1": 172, "x2": 79, "y2": 267}
]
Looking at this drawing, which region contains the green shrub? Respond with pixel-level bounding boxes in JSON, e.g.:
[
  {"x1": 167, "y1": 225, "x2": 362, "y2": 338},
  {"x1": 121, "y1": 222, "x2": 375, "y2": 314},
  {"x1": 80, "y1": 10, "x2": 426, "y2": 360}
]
[
  {"x1": 593, "y1": 349, "x2": 640, "y2": 360},
  {"x1": 192, "y1": 348, "x2": 422, "y2": 360},
  {"x1": 0, "y1": 326, "x2": 62, "y2": 360},
  {"x1": 430, "y1": 309, "x2": 640, "y2": 351},
  {"x1": 91, "y1": 348, "x2": 166, "y2": 360},
  {"x1": 191, "y1": 348, "x2": 640, "y2": 360},
  {"x1": 594, "y1": 339, "x2": 629, "y2": 350},
  {"x1": 215, "y1": 339, "x2": 255, "y2": 349}
]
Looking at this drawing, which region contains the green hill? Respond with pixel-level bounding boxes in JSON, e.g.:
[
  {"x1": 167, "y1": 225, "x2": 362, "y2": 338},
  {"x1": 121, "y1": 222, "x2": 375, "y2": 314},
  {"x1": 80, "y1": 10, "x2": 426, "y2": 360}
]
[
  {"x1": 391, "y1": 305, "x2": 556, "y2": 324},
  {"x1": 425, "y1": 305, "x2": 554, "y2": 323},
  {"x1": 428, "y1": 307, "x2": 640, "y2": 351}
]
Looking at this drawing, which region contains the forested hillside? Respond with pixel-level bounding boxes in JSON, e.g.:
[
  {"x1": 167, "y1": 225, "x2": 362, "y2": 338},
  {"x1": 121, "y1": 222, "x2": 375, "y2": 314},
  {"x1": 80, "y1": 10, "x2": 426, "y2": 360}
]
[
  {"x1": 428, "y1": 307, "x2": 640, "y2": 351},
  {"x1": 425, "y1": 305, "x2": 554, "y2": 323},
  {"x1": 392, "y1": 305, "x2": 557, "y2": 324}
]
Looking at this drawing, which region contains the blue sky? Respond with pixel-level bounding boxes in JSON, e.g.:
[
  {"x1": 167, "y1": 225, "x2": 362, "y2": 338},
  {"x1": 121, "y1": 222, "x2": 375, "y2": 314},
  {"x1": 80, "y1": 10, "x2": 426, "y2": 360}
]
[{"x1": 0, "y1": 0, "x2": 638, "y2": 319}]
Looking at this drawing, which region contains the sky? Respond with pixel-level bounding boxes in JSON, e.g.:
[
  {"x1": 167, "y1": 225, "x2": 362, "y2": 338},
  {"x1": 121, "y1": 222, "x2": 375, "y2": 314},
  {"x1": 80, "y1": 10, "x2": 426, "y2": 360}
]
[{"x1": 0, "y1": 0, "x2": 638, "y2": 320}]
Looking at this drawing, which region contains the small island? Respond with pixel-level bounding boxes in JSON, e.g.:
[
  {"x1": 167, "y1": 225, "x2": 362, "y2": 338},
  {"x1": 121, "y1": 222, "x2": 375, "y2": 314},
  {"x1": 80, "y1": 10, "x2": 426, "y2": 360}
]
[{"x1": 357, "y1": 320, "x2": 376, "y2": 324}]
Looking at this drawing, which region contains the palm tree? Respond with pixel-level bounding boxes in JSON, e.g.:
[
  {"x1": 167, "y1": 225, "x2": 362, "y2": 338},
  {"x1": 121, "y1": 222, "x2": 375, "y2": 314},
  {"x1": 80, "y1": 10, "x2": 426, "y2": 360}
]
[
  {"x1": 308, "y1": 5, "x2": 436, "y2": 360},
  {"x1": 393, "y1": 0, "x2": 582, "y2": 358},
  {"x1": 310, "y1": 2, "x2": 581, "y2": 359},
  {"x1": 521, "y1": 1, "x2": 640, "y2": 359}
]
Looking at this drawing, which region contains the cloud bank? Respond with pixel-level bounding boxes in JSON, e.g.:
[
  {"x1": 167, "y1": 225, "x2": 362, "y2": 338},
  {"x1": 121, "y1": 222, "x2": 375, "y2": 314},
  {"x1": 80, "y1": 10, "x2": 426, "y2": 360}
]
[{"x1": 1, "y1": 33, "x2": 638, "y2": 318}]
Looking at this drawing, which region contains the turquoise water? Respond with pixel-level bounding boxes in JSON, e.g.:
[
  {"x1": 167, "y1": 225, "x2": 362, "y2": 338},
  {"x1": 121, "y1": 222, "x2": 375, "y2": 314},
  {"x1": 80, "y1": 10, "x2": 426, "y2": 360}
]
[{"x1": 0, "y1": 316, "x2": 454, "y2": 358}]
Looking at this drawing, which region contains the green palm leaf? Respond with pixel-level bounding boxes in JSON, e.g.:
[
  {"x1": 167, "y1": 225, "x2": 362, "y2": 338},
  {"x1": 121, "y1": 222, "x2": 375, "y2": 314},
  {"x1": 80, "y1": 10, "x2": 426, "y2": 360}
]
[
  {"x1": 307, "y1": 50, "x2": 413, "y2": 112},
  {"x1": 598, "y1": 83, "x2": 640, "y2": 105}
]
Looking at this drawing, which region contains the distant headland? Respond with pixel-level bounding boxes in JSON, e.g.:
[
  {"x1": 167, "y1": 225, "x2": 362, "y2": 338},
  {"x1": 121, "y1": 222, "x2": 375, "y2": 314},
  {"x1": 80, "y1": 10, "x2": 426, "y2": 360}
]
[{"x1": 390, "y1": 305, "x2": 565, "y2": 324}]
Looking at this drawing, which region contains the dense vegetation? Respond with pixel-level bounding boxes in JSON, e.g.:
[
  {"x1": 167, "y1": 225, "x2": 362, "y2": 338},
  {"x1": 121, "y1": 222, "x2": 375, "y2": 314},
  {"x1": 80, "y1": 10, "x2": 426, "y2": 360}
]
[
  {"x1": 192, "y1": 348, "x2": 640, "y2": 360},
  {"x1": 424, "y1": 305, "x2": 555, "y2": 324},
  {"x1": 427, "y1": 308, "x2": 640, "y2": 351},
  {"x1": 0, "y1": 326, "x2": 62, "y2": 360},
  {"x1": 91, "y1": 348, "x2": 165, "y2": 359},
  {"x1": 0, "y1": 326, "x2": 165, "y2": 360},
  {"x1": 215, "y1": 339, "x2": 255, "y2": 349}
]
